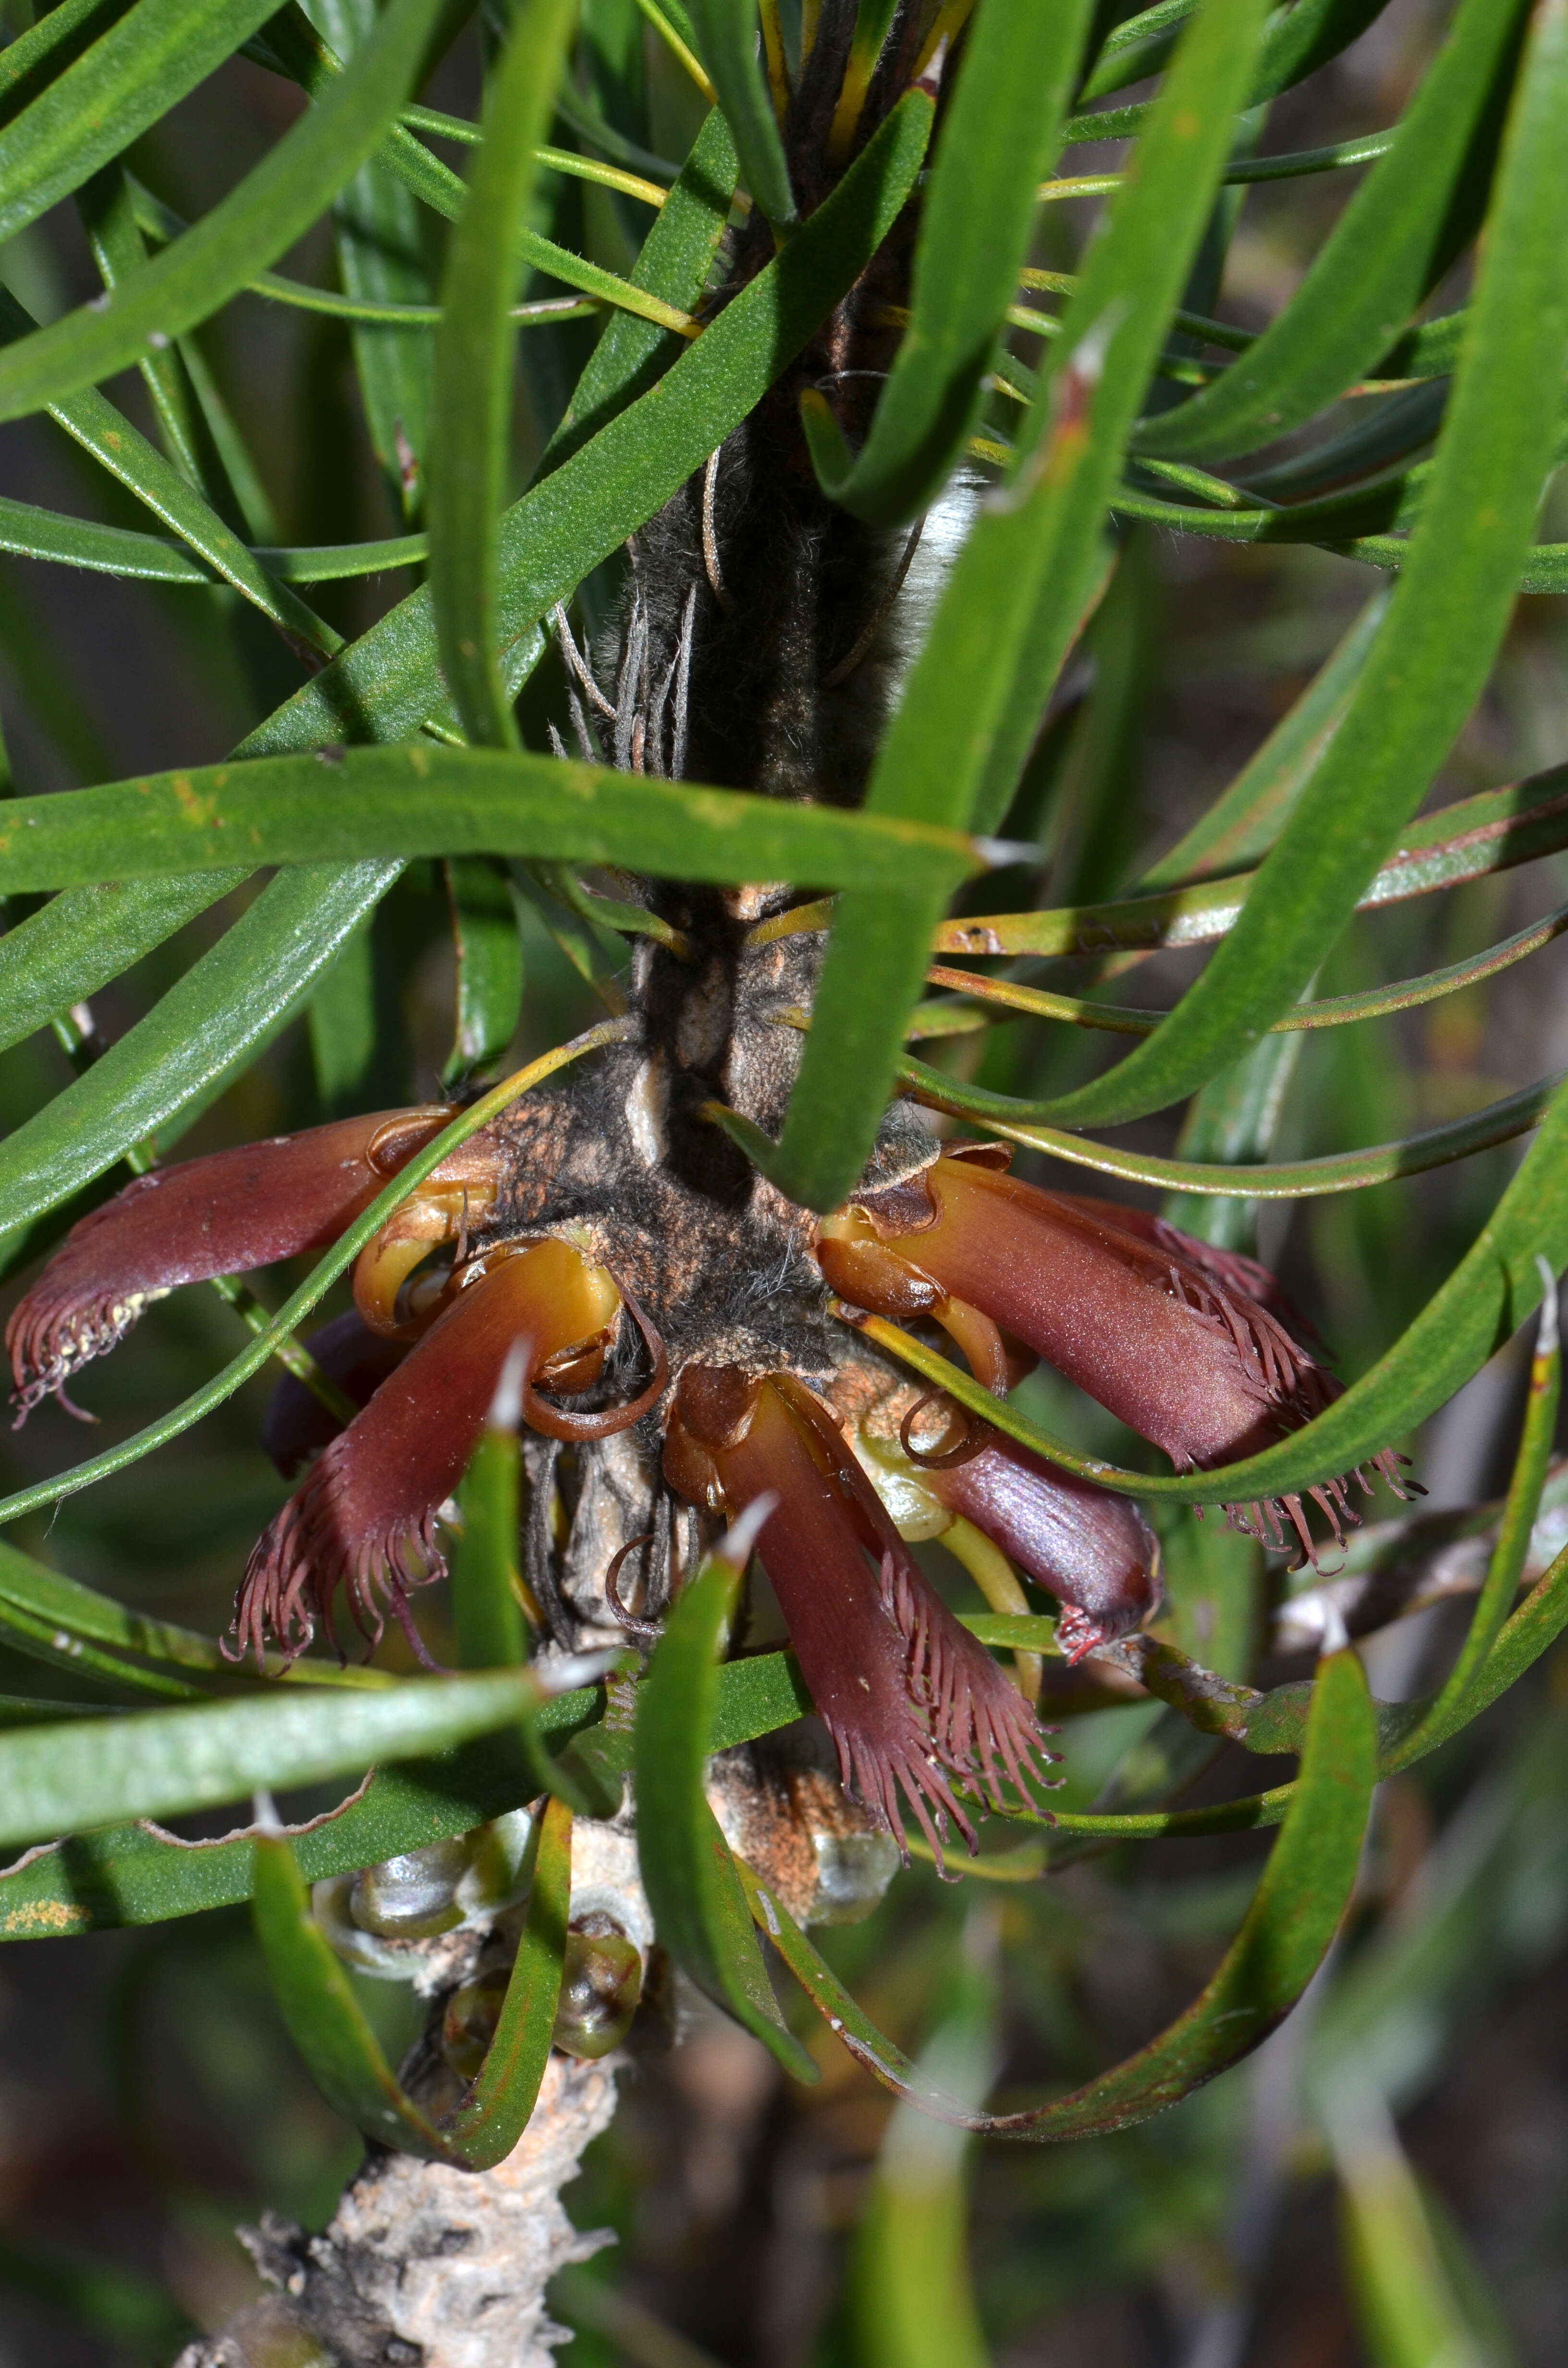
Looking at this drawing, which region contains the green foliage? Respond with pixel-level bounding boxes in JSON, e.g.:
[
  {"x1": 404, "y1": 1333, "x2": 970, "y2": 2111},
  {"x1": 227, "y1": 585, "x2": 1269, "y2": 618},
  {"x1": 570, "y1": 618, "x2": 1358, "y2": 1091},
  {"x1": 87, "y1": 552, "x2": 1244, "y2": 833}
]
[{"x1": 0, "y1": 0, "x2": 1565, "y2": 2353}]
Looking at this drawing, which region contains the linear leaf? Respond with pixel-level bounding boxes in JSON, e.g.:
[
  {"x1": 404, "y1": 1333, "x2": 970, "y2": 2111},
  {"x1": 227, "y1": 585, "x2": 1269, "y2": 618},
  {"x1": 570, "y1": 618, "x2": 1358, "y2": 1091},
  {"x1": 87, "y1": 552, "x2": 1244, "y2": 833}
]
[
  {"x1": 535, "y1": 105, "x2": 737, "y2": 475},
  {"x1": 0, "y1": 0, "x2": 282, "y2": 245},
  {"x1": 0, "y1": 862, "x2": 399, "y2": 1235},
  {"x1": 443, "y1": 859, "x2": 525, "y2": 1079},
  {"x1": 1134, "y1": 0, "x2": 1530, "y2": 464},
  {"x1": 1026, "y1": 0, "x2": 1568, "y2": 1130},
  {"x1": 1402, "y1": 1287, "x2": 1561, "y2": 1758},
  {"x1": 634, "y1": 1549, "x2": 820, "y2": 2081},
  {"x1": 938, "y1": 767, "x2": 1568, "y2": 962},
  {"x1": 0, "y1": 288, "x2": 337, "y2": 656},
  {"x1": 0, "y1": 498, "x2": 429, "y2": 583},
  {"x1": 801, "y1": 0, "x2": 1092, "y2": 524},
  {"x1": 439, "y1": 1794, "x2": 570, "y2": 2166},
  {"x1": 684, "y1": 0, "x2": 794, "y2": 226},
  {"x1": 0, "y1": 0, "x2": 448, "y2": 423},
  {"x1": 0, "y1": 1538, "x2": 384, "y2": 1696},
  {"x1": 0, "y1": 875, "x2": 239, "y2": 1059},
  {"x1": 315, "y1": 0, "x2": 437, "y2": 522},
  {"x1": 906, "y1": 1067, "x2": 1557, "y2": 1201},
  {"x1": 249, "y1": 7, "x2": 708, "y2": 334},
  {"x1": 752, "y1": 0, "x2": 1272, "y2": 1212},
  {"x1": 1138, "y1": 590, "x2": 1389, "y2": 889},
  {"x1": 741, "y1": 1647, "x2": 1373, "y2": 2134},
  {"x1": 0, "y1": 1665, "x2": 581, "y2": 1852},
  {"x1": 252, "y1": 1826, "x2": 455, "y2": 2158},
  {"x1": 429, "y1": 0, "x2": 574, "y2": 747},
  {"x1": 0, "y1": 746, "x2": 978, "y2": 902},
  {"x1": 241, "y1": 90, "x2": 931, "y2": 757},
  {"x1": 0, "y1": 1644, "x2": 804, "y2": 1938}
]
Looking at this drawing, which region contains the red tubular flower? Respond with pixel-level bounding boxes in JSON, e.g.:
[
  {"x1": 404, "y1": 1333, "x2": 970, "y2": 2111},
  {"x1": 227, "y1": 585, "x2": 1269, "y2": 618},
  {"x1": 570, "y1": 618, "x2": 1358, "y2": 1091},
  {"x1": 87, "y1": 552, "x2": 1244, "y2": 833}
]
[
  {"x1": 260, "y1": 1311, "x2": 410, "y2": 1478},
  {"x1": 7, "y1": 1107, "x2": 457, "y2": 1420},
  {"x1": 234, "y1": 1237, "x2": 664, "y2": 1666},
  {"x1": 662, "y1": 1364, "x2": 1051, "y2": 1866},
  {"x1": 901, "y1": 1404, "x2": 1162, "y2": 1663},
  {"x1": 819, "y1": 1152, "x2": 1407, "y2": 1561}
]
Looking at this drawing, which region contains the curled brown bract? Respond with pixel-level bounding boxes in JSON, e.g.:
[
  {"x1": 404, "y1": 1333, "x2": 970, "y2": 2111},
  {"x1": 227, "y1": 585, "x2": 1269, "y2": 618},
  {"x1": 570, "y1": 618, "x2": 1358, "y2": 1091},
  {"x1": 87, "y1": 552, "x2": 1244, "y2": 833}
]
[
  {"x1": 898, "y1": 1388, "x2": 983, "y2": 1470},
  {"x1": 604, "y1": 1532, "x2": 662, "y2": 1640},
  {"x1": 520, "y1": 1277, "x2": 669, "y2": 1441}
]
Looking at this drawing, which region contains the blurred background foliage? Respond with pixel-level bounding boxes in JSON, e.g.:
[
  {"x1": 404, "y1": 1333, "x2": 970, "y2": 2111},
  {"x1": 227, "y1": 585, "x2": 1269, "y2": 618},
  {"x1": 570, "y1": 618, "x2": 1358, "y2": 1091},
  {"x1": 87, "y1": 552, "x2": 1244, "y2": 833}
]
[{"x1": 0, "y1": 0, "x2": 1566, "y2": 2361}]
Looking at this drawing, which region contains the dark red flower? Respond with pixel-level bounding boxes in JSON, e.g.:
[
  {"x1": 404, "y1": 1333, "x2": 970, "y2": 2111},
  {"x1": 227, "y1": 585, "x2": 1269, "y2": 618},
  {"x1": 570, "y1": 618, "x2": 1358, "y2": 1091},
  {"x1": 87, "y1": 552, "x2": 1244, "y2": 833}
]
[
  {"x1": 234, "y1": 1238, "x2": 662, "y2": 1666},
  {"x1": 7, "y1": 1107, "x2": 457, "y2": 1420},
  {"x1": 896, "y1": 1399, "x2": 1162, "y2": 1663},
  {"x1": 818, "y1": 1151, "x2": 1407, "y2": 1562},
  {"x1": 260, "y1": 1311, "x2": 410, "y2": 1478},
  {"x1": 662, "y1": 1363, "x2": 1052, "y2": 1866}
]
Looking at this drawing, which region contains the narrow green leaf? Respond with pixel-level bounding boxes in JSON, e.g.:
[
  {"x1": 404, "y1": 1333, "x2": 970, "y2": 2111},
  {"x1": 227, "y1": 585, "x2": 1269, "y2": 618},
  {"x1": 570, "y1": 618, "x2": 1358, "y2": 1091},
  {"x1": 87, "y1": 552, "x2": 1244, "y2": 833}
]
[
  {"x1": 1135, "y1": 0, "x2": 1529, "y2": 463},
  {"x1": 0, "y1": 1537, "x2": 383, "y2": 1694},
  {"x1": 1010, "y1": 0, "x2": 1568, "y2": 1132},
  {"x1": 238, "y1": 91, "x2": 928, "y2": 760},
  {"x1": 938, "y1": 765, "x2": 1568, "y2": 962},
  {"x1": 1403, "y1": 1285, "x2": 1561, "y2": 1757},
  {"x1": 0, "y1": 1710, "x2": 603, "y2": 1939},
  {"x1": 743, "y1": 1647, "x2": 1374, "y2": 2134},
  {"x1": 684, "y1": 0, "x2": 794, "y2": 226},
  {"x1": 0, "y1": 0, "x2": 448, "y2": 423},
  {"x1": 0, "y1": 0, "x2": 125, "y2": 128},
  {"x1": 0, "y1": 287, "x2": 338, "y2": 656},
  {"x1": 0, "y1": 861, "x2": 399, "y2": 1236},
  {"x1": 1384, "y1": 1533, "x2": 1568, "y2": 1774},
  {"x1": 754, "y1": 0, "x2": 1272, "y2": 1212},
  {"x1": 849, "y1": 1966, "x2": 996, "y2": 2368},
  {"x1": 0, "y1": 746, "x2": 977, "y2": 901},
  {"x1": 453, "y1": 1427, "x2": 531, "y2": 1675},
  {"x1": 1330, "y1": 2097, "x2": 1518, "y2": 2368},
  {"x1": 78, "y1": 160, "x2": 237, "y2": 511},
  {"x1": 443, "y1": 858, "x2": 525, "y2": 1079},
  {"x1": 535, "y1": 105, "x2": 737, "y2": 477},
  {"x1": 904, "y1": 1064, "x2": 1556, "y2": 1199},
  {"x1": 429, "y1": 0, "x2": 575, "y2": 748},
  {"x1": 439, "y1": 1794, "x2": 570, "y2": 2166},
  {"x1": 0, "y1": 875, "x2": 239, "y2": 1059},
  {"x1": 1138, "y1": 589, "x2": 1389, "y2": 889},
  {"x1": 253, "y1": 1826, "x2": 454, "y2": 2157},
  {"x1": 801, "y1": 0, "x2": 1093, "y2": 525},
  {"x1": 1161, "y1": 1028, "x2": 1308, "y2": 1253},
  {"x1": 635, "y1": 1549, "x2": 820, "y2": 2081},
  {"x1": 248, "y1": 6, "x2": 707, "y2": 335},
  {"x1": 315, "y1": 0, "x2": 437, "y2": 523},
  {"x1": 0, "y1": 1642, "x2": 800, "y2": 1939},
  {"x1": 0, "y1": 0, "x2": 283, "y2": 245},
  {"x1": 0, "y1": 498, "x2": 428, "y2": 583},
  {"x1": 0, "y1": 1665, "x2": 577, "y2": 1851}
]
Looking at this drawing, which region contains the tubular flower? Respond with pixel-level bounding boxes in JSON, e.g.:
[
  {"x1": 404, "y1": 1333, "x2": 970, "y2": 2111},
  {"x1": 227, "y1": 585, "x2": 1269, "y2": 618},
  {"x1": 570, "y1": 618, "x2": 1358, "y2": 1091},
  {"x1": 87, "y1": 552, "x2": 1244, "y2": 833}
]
[
  {"x1": 234, "y1": 1237, "x2": 664, "y2": 1666},
  {"x1": 818, "y1": 1151, "x2": 1408, "y2": 1563},
  {"x1": 6, "y1": 1107, "x2": 460, "y2": 1421},
  {"x1": 260, "y1": 1311, "x2": 410, "y2": 1479},
  {"x1": 662, "y1": 1364, "x2": 1053, "y2": 1867},
  {"x1": 884, "y1": 1401, "x2": 1163, "y2": 1664}
]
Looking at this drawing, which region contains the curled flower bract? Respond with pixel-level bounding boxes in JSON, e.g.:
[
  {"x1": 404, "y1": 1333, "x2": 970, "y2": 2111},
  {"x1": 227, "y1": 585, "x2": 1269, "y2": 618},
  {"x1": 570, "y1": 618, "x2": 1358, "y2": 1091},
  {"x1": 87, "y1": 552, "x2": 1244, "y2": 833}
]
[{"x1": 663, "y1": 1364, "x2": 1051, "y2": 1866}]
